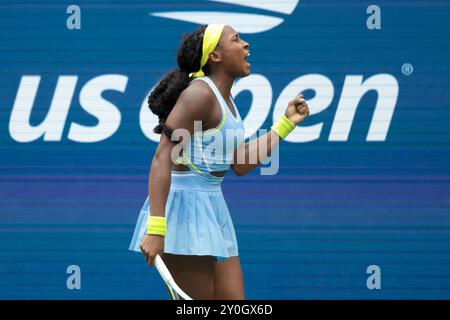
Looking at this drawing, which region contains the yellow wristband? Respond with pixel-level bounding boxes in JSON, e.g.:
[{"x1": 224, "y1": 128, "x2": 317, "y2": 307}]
[
  {"x1": 147, "y1": 216, "x2": 167, "y2": 236},
  {"x1": 271, "y1": 115, "x2": 296, "y2": 140}
]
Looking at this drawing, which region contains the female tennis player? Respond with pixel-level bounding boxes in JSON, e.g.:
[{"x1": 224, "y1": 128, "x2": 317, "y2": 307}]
[{"x1": 129, "y1": 24, "x2": 309, "y2": 300}]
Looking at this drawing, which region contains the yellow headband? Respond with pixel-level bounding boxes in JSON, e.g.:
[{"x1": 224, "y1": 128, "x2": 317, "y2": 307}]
[{"x1": 189, "y1": 24, "x2": 225, "y2": 79}]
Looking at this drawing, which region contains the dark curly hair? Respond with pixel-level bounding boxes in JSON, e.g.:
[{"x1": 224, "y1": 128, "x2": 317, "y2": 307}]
[{"x1": 148, "y1": 24, "x2": 212, "y2": 135}]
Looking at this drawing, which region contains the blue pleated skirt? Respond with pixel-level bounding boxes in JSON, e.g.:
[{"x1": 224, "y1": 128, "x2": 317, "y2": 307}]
[{"x1": 129, "y1": 170, "x2": 238, "y2": 259}]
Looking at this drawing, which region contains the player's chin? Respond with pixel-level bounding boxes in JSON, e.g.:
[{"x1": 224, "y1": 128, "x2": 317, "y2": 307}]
[{"x1": 240, "y1": 62, "x2": 251, "y2": 77}]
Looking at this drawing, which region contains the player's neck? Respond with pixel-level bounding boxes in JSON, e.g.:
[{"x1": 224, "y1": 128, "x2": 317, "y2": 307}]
[{"x1": 208, "y1": 73, "x2": 234, "y2": 101}]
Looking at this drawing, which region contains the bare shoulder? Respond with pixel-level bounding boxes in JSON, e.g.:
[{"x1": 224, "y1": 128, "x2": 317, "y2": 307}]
[
  {"x1": 181, "y1": 79, "x2": 214, "y2": 111},
  {"x1": 165, "y1": 79, "x2": 214, "y2": 132}
]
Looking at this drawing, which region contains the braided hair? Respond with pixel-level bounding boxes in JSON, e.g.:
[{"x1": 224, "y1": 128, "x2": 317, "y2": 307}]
[{"x1": 148, "y1": 24, "x2": 211, "y2": 137}]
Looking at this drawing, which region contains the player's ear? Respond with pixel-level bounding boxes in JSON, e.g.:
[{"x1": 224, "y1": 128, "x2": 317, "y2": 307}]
[{"x1": 209, "y1": 50, "x2": 222, "y2": 63}]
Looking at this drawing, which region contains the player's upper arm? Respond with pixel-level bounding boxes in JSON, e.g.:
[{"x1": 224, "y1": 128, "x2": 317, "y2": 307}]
[{"x1": 164, "y1": 81, "x2": 214, "y2": 137}]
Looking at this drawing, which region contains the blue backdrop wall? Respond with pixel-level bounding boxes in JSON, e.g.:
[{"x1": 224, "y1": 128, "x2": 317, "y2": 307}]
[{"x1": 1, "y1": 0, "x2": 449, "y2": 299}]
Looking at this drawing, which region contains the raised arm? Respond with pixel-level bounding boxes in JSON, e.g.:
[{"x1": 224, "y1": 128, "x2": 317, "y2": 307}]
[{"x1": 231, "y1": 94, "x2": 309, "y2": 176}]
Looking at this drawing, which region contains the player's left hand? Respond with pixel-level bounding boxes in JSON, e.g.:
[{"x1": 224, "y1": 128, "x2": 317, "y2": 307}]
[{"x1": 285, "y1": 94, "x2": 309, "y2": 125}]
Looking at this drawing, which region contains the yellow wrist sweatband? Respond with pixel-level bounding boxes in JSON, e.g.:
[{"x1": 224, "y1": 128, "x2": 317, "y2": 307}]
[
  {"x1": 271, "y1": 115, "x2": 296, "y2": 140},
  {"x1": 147, "y1": 216, "x2": 167, "y2": 236}
]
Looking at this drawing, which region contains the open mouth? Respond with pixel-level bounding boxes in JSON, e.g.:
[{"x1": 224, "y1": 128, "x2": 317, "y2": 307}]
[{"x1": 244, "y1": 51, "x2": 251, "y2": 66}]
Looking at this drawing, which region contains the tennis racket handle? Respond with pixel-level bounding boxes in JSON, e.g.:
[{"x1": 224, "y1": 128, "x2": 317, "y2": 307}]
[{"x1": 155, "y1": 254, "x2": 174, "y2": 282}]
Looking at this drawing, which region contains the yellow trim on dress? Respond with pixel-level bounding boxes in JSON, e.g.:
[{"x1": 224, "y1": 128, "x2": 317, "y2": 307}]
[{"x1": 182, "y1": 153, "x2": 202, "y2": 174}]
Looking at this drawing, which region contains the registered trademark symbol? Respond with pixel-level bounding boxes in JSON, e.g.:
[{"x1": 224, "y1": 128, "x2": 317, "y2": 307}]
[{"x1": 401, "y1": 63, "x2": 413, "y2": 76}]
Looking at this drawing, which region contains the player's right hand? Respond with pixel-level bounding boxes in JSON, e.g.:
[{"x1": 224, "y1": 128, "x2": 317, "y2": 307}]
[{"x1": 140, "y1": 234, "x2": 164, "y2": 267}]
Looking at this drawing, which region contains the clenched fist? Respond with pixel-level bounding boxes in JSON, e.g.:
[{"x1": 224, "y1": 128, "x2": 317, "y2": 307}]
[{"x1": 285, "y1": 93, "x2": 309, "y2": 125}]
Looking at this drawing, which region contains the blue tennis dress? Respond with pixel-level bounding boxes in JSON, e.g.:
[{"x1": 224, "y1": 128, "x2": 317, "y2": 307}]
[{"x1": 129, "y1": 76, "x2": 245, "y2": 260}]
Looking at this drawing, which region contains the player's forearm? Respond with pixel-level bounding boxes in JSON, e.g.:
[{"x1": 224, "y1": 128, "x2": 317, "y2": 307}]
[
  {"x1": 232, "y1": 130, "x2": 281, "y2": 176},
  {"x1": 148, "y1": 152, "x2": 172, "y2": 217}
]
